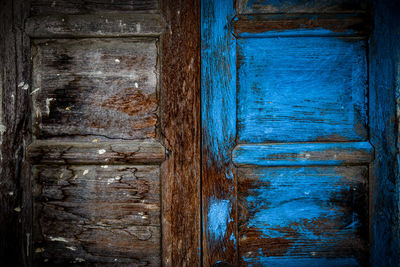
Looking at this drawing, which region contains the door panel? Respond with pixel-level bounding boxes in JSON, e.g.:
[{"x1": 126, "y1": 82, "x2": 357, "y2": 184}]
[
  {"x1": 237, "y1": 37, "x2": 367, "y2": 143},
  {"x1": 202, "y1": 0, "x2": 370, "y2": 266},
  {"x1": 238, "y1": 166, "x2": 368, "y2": 266}
]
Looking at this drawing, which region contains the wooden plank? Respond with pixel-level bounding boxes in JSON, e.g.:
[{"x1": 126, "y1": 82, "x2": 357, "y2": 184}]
[
  {"x1": 233, "y1": 142, "x2": 373, "y2": 167},
  {"x1": 32, "y1": 38, "x2": 158, "y2": 140},
  {"x1": 0, "y1": 0, "x2": 33, "y2": 266},
  {"x1": 33, "y1": 165, "x2": 161, "y2": 265},
  {"x1": 237, "y1": 0, "x2": 368, "y2": 14},
  {"x1": 26, "y1": 14, "x2": 165, "y2": 38},
  {"x1": 233, "y1": 14, "x2": 369, "y2": 38},
  {"x1": 31, "y1": 0, "x2": 159, "y2": 16},
  {"x1": 160, "y1": 0, "x2": 201, "y2": 266},
  {"x1": 27, "y1": 140, "x2": 165, "y2": 165},
  {"x1": 238, "y1": 166, "x2": 369, "y2": 266},
  {"x1": 202, "y1": 0, "x2": 238, "y2": 265},
  {"x1": 369, "y1": 0, "x2": 400, "y2": 265},
  {"x1": 237, "y1": 36, "x2": 368, "y2": 143}
]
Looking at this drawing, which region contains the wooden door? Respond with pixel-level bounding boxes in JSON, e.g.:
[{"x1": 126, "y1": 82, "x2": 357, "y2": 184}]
[
  {"x1": 8, "y1": 0, "x2": 201, "y2": 266},
  {"x1": 201, "y1": 0, "x2": 375, "y2": 266}
]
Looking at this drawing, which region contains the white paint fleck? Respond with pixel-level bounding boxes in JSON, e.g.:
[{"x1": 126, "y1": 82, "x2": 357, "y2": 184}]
[
  {"x1": 101, "y1": 165, "x2": 108, "y2": 168},
  {"x1": 8, "y1": 191, "x2": 13, "y2": 196},
  {"x1": 115, "y1": 58, "x2": 120, "y2": 63},
  {"x1": 18, "y1": 82, "x2": 25, "y2": 87},
  {"x1": 22, "y1": 84, "x2": 29, "y2": 90},
  {"x1": 65, "y1": 106, "x2": 71, "y2": 110},
  {"x1": 98, "y1": 149, "x2": 106, "y2": 155},
  {"x1": 136, "y1": 23, "x2": 141, "y2": 32},
  {"x1": 115, "y1": 176, "x2": 121, "y2": 181},
  {"x1": 0, "y1": 125, "x2": 6, "y2": 135},
  {"x1": 83, "y1": 169, "x2": 89, "y2": 176},
  {"x1": 66, "y1": 246, "x2": 76, "y2": 251},
  {"x1": 75, "y1": 258, "x2": 85, "y2": 262},
  {"x1": 304, "y1": 191, "x2": 310, "y2": 195},
  {"x1": 56, "y1": 73, "x2": 60, "y2": 76},
  {"x1": 92, "y1": 139, "x2": 99, "y2": 143},
  {"x1": 107, "y1": 178, "x2": 116, "y2": 184},
  {"x1": 30, "y1": 88, "x2": 40, "y2": 95},
  {"x1": 35, "y1": 248, "x2": 44, "y2": 253},
  {"x1": 134, "y1": 82, "x2": 139, "y2": 88},
  {"x1": 49, "y1": 236, "x2": 68, "y2": 243},
  {"x1": 14, "y1": 207, "x2": 21, "y2": 212},
  {"x1": 45, "y1": 98, "x2": 55, "y2": 116},
  {"x1": 61, "y1": 18, "x2": 65, "y2": 22},
  {"x1": 305, "y1": 153, "x2": 311, "y2": 159},
  {"x1": 119, "y1": 20, "x2": 127, "y2": 32}
]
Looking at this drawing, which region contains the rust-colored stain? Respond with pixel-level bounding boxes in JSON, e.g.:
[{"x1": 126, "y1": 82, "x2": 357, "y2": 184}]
[{"x1": 102, "y1": 88, "x2": 157, "y2": 117}]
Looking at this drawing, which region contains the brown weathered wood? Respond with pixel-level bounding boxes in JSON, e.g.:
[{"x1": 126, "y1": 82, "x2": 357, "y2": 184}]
[
  {"x1": 26, "y1": 14, "x2": 165, "y2": 38},
  {"x1": 233, "y1": 14, "x2": 370, "y2": 37},
  {"x1": 238, "y1": 166, "x2": 369, "y2": 266},
  {"x1": 237, "y1": 0, "x2": 368, "y2": 14},
  {"x1": 160, "y1": 0, "x2": 201, "y2": 266},
  {"x1": 33, "y1": 165, "x2": 161, "y2": 265},
  {"x1": 27, "y1": 140, "x2": 165, "y2": 165},
  {"x1": 31, "y1": 0, "x2": 159, "y2": 16},
  {"x1": 0, "y1": 0, "x2": 33, "y2": 266},
  {"x1": 32, "y1": 38, "x2": 159, "y2": 140}
]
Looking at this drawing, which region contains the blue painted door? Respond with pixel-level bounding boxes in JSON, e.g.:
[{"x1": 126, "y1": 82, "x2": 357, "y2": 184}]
[{"x1": 202, "y1": 0, "x2": 371, "y2": 266}]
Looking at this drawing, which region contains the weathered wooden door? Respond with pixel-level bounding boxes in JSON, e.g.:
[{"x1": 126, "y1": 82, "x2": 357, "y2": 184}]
[{"x1": 202, "y1": 0, "x2": 377, "y2": 266}]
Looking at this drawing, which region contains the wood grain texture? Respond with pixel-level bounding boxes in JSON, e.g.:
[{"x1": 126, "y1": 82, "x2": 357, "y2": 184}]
[
  {"x1": 202, "y1": 0, "x2": 238, "y2": 265},
  {"x1": 33, "y1": 165, "x2": 161, "y2": 266},
  {"x1": 233, "y1": 142, "x2": 373, "y2": 167},
  {"x1": 160, "y1": 0, "x2": 201, "y2": 265},
  {"x1": 237, "y1": 0, "x2": 368, "y2": 14},
  {"x1": 369, "y1": 0, "x2": 400, "y2": 265},
  {"x1": 31, "y1": 0, "x2": 159, "y2": 15},
  {"x1": 32, "y1": 38, "x2": 158, "y2": 140},
  {"x1": 0, "y1": 0, "x2": 33, "y2": 266},
  {"x1": 238, "y1": 166, "x2": 369, "y2": 266},
  {"x1": 237, "y1": 36, "x2": 368, "y2": 143},
  {"x1": 26, "y1": 14, "x2": 165, "y2": 38},
  {"x1": 233, "y1": 14, "x2": 370, "y2": 38},
  {"x1": 27, "y1": 140, "x2": 165, "y2": 165}
]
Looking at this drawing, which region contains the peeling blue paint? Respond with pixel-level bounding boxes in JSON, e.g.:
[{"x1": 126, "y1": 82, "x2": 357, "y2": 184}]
[
  {"x1": 238, "y1": 27, "x2": 357, "y2": 38},
  {"x1": 207, "y1": 198, "x2": 232, "y2": 241},
  {"x1": 237, "y1": 36, "x2": 367, "y2": 143},
  {"x1": 243, "y1": 256, "x2": 360, "y2": 266},
  {"x1": 201, "y1": 0, "x2": 236, "y2": 165}
]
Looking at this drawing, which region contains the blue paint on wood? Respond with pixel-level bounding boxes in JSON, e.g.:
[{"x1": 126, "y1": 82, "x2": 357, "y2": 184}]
[
  {"x1": 201, "y1": 0, "x2": 238, "y2": 261},
  {"x1": 239, "y1": 166, "x2": 368, "y2": 265},
  {"x1": 232, "y1": 142, "x2": 373, "y2": 166},
  {"x1": 243, "y1": 256, "x2": 360, "y2": 267},
  {"x1": 238, "y1": 27, "x2": 357, "y2": 38},
  {"x1": 237, "y1": 36, "x2": 367, "y2": 143},
  {"x1": 207, "y1": 198, "x2": 232, "y2": 241},
  {"x1": 201, "y1": 0, "x2": 236, "y2": 165}
]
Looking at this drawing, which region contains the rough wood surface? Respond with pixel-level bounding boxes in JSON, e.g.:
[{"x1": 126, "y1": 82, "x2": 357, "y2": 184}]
[
  {"x1": 369, "y1": 0, "x2": 400, "y2": 265},
  {"x1": 33, "y1": 165, "x2": 161, "y2": 266},
  {"x1": 27, "y1": 140, "x2": 165, "y2": 165},
  {"x1": 26, "y1": 14, "x2": 165, "y2": 38},
  {"x1": 0, "y1": 0, "x2": 33, "y2": 266},
  {"x1": 237, "y1": 36, "x2": 368, "y2": 143},
  {"x1": 233, "y1": 14, "x2": 370, "y2": 38},
  {"x1": 32, "y1": 38, "x2": 158, "y2": 140},
  {"x1": 238, "y1": 166, "x2": 369, "y2": 266},
  {"x1": 31, "y1": 0, "x2": 159, "y2": 15},
  {"x1": 160, "y1": 0, "x2": 201, "y2": 265},
  {"x1": 233, "y1": 142, "x2": 373, "y2": 167},
  {"x1": 202, "y1": 0, "x2": 238, "y2": 265},
  {"x1": 237, "y1": 0, "x2": 368, "y2": 14}
]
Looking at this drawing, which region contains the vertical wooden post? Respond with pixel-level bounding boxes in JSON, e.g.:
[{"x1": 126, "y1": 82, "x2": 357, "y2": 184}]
[
  {"x1": 370, "y1": 0, "x2": 400, "y2": 266},
  {"x1": 0, "y1": 0, "x2": 32, "y2": 266},
  {"x1": 161, "y1": 0, "x2": 202, "y2": 266},
  {"x1": 201, "y1": 0, "x2": 238, "y2": 265}
]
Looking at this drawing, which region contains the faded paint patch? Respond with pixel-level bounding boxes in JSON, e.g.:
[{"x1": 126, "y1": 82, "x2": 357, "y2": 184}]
[
  {"x1": 207, "y1": 197, "x2": 231, "y2": 240},
  {"x1": 48, "y1": 236, "x2": 69, "y2": 242}
]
